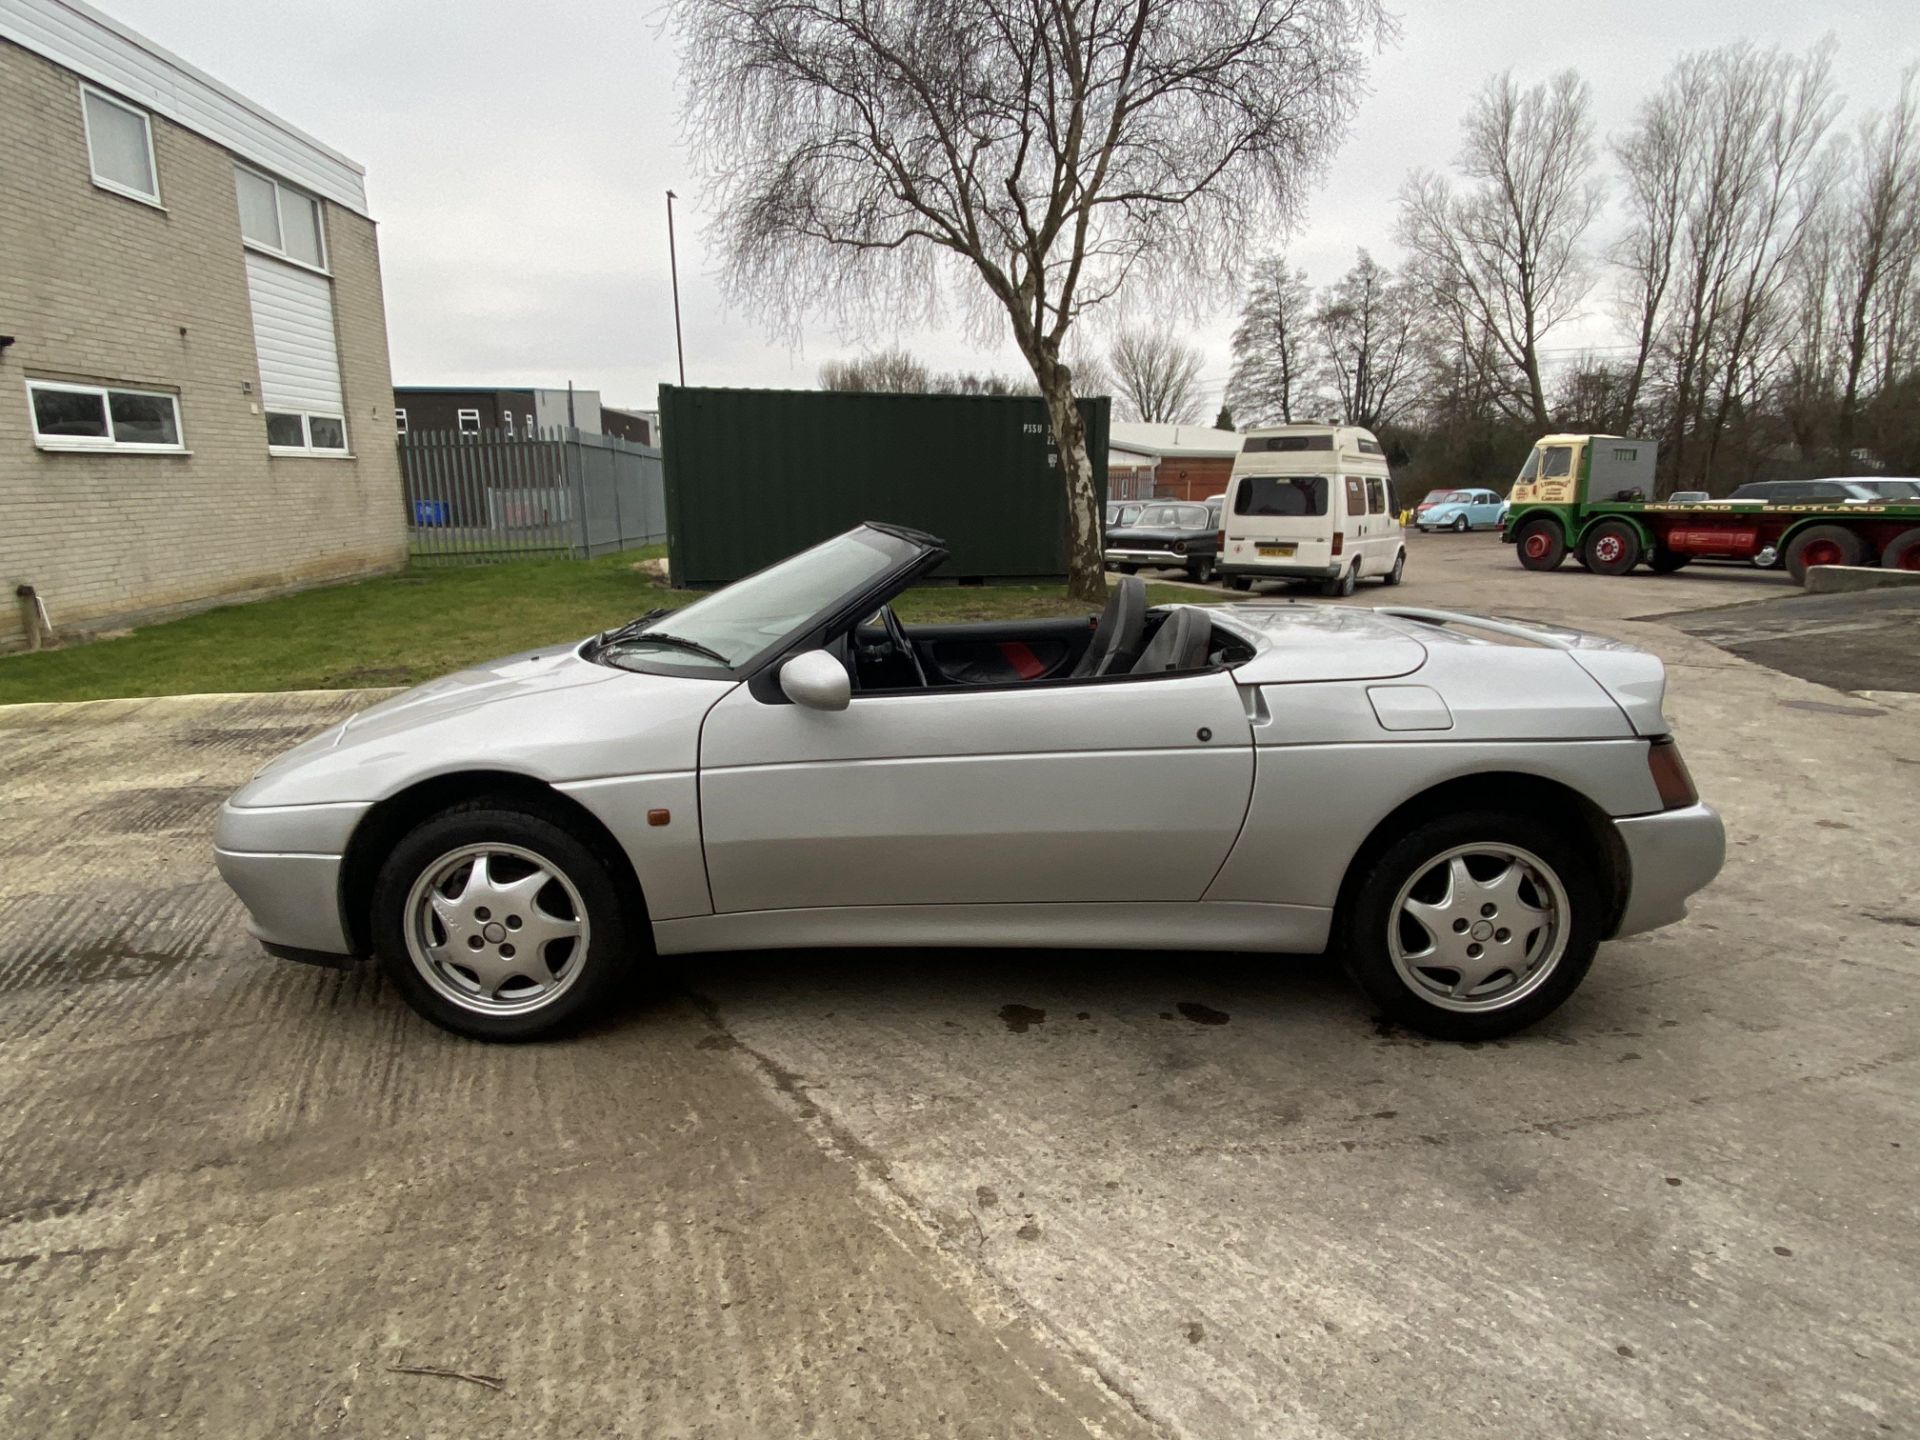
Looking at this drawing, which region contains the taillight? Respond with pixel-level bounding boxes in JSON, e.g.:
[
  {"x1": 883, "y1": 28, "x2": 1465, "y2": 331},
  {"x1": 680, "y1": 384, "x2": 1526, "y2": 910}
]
[
  {"x1": 1647, "y1": 737, "x2": 1697, "y2": 809},
  {"x1": 1331, "y1": 532, "x2": 1344, "y2": 556},
  {"x1": 1216, "y1": 530, "x2": 1225, "y2": 551}
]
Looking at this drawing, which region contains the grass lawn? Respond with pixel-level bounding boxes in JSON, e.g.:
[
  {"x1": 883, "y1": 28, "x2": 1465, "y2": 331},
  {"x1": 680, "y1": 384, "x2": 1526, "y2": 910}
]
[{"x1": 0, "y1": 548, "x2": 1198, "y2": 704}]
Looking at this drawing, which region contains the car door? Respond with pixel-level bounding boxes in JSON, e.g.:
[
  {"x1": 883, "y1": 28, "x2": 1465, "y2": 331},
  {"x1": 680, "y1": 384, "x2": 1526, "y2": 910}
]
[
  {"x1": 1469, "y1": 490, "x2": 1498, "y2": 527},
  {"x1": 697, "y1": 669, "x2": 1255, "y2": 912}
]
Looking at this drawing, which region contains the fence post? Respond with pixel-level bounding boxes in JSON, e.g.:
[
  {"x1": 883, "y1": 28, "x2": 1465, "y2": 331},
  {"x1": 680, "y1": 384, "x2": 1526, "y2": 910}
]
[{"x1": 567, "y1": 428, "x2": 591, "y2": 559}]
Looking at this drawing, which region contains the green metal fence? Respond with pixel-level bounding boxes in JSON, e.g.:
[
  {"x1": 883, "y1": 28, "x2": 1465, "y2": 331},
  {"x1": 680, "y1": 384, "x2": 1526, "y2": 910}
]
[{"x1": 660, "y1": 387, "x2": 1109, "y2": 587}]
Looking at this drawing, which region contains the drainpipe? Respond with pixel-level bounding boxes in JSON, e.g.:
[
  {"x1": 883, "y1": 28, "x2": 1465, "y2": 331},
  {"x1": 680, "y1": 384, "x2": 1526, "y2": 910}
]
[{"x1": 15, "y1": 584, "x2": 52, "y2": 651}]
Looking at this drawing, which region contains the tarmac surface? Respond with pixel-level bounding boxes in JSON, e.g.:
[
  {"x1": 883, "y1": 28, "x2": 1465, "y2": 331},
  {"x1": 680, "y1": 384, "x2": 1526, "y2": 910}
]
[{"x1": 1, "y1": 532, "x2": 1915, "y2": 1437}]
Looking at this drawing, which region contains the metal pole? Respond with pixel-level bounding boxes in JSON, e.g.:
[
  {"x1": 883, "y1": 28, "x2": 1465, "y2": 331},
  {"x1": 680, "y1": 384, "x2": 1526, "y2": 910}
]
[{"x1": 666, "y1": 190, "x2": 686, "y2": 387}]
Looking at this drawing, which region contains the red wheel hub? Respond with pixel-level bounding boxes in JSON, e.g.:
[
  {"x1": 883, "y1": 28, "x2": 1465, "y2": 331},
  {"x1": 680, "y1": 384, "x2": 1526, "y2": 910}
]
[
  {"x1": 1899, "y1": 547, "x2": 1920, "y2": 572},
  {"x1": 1801, "y1": 540, "x2": 1842, "y2": 568},
  {"x1": 1523, "y1": 532, "x2": 1551, "y2": 559},
  {"x1": 1594, "y1": 535, "x2": 1622, "y2": 563}
]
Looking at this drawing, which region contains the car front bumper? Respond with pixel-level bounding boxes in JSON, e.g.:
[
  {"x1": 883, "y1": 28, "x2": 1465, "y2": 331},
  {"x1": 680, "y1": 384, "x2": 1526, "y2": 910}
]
[
  {"x1": 1104, "y1": 549, "x2": 1192, "y2": 567},
  {"x1": 214, "y1": 799, "x2": 366, "y2": 958},
  {"x1": 1610, "y1": 802, "x2": 1726, "y2": 938}
]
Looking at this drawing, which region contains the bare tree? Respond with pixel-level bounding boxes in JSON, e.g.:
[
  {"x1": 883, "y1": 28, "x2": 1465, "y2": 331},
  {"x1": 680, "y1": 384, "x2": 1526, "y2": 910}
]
[
  {"x1": 671, "y1": 0, "x2": 1386, "y2": 601},
  {"x1": 1835, "y1": 67, "x2": 1920, "y2": 462},
  {"x1": 1313, "y1": 250, "x2": 1420, "y2": 429},
  {"x1": 819, "y1": 347, "x2": 932, "y2": 392},
  {"x1": 1226, "y1": 255, "x2": 1315, "y2": 425},
  {"x1": 1397, "y1": 70, "x2": 1602, "y2": 429},
  {"x1": 1611, "y1": 83, "x2": 1694, "y2": 432},
  {"x1": 1109, "y1": 327, "x2": 1205, "y2": 423}
]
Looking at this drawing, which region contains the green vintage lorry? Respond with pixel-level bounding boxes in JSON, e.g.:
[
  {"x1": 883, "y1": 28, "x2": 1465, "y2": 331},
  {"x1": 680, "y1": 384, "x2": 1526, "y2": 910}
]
[{"x1": 1500, "y1": 434, "x2": 1920, "y2": 585}]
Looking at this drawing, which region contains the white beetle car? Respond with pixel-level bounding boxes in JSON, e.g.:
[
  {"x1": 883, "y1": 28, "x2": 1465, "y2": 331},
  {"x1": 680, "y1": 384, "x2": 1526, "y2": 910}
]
[{"x1": 217, "y1": 523, "x2": 1724, "y2": 1042}]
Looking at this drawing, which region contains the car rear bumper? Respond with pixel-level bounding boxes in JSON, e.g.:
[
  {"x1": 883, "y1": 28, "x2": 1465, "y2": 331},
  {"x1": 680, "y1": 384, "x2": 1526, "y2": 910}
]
[
  {"x1": 1610, "y1": 803, "x2": 1726, "y2": 938},
  {"x1": 1218, "y1": 560, "x2": 1342, "y2": 580}
]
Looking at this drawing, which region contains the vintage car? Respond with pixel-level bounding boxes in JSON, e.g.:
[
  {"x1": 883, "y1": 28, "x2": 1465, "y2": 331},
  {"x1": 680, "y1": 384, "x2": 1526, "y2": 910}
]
[
  {"x1": 1417, "y1": 488, "x2": 1509, "y2": 532},
  {"x1": 216, "y1": 523, "x2": 1724, "y2": 1044},
  {"x1": 1104, "y1": 500, "x2": 1145, "y2": 530},
  {"x1": 1103, "y1": 498, "x2": 1224, "y2": 581}
]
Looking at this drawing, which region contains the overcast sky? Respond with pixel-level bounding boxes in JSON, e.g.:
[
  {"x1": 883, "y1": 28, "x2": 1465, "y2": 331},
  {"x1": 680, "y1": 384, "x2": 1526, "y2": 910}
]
[{"x1": 109, "y1": 0, "x2": 1920, "y2": 417}]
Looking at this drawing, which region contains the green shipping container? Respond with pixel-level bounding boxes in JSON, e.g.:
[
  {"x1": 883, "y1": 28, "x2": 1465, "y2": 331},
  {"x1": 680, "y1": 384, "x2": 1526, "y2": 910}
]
[{"x1": 660, "y1": 386, "x2": 1110, "y2": 587}]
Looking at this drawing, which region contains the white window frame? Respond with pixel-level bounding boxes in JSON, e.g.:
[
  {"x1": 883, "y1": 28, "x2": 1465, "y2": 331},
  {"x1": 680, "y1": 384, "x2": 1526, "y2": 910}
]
[
  {"x1": 394, "y1": 407, "x2": 408, "y2": 435},
  {"x1": 266, "y1": 408, "x2": 351, "y2": 458},
  {"x1": 235, "y1": 163, "x2": 328, "y2": 274},
  {"x1": 80, "y1": 83, "x2": 162, "y2": 208},
  {"x1": 457, "y1": 409, "x2": 481, "y2": 435},
  {"x1": 27, "y1": 379, "x2": 186, "y2": 453}
]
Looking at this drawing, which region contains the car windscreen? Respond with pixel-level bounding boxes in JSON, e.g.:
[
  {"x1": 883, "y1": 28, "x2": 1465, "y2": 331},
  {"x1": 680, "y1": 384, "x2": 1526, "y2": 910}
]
[
  {"x1": 596, "y1": 527, "x2": 918, "y2": 671},
  {"x1": 1137, "y1": 504, "x2": 1209, "y2": 528},
  {"x1": 1234, "y1": 476, "x2": 1329, "y2": 517}
]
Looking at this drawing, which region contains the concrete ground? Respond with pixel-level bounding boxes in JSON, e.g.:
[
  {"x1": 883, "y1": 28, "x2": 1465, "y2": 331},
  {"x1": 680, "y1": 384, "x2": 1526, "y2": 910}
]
[{"x1": 1, "y1": 532, "x2": 1914, "y2": 1438}]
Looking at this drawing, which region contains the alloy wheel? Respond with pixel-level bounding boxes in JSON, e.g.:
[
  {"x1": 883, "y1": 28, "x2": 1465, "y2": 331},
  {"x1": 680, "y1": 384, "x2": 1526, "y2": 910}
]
[
  {"x1": 1387, "y1": 842, "x2": 1570, "y2": 1013},
  {"x1": 403, "y1": 842, "x2": 591, "y2": 1016}
]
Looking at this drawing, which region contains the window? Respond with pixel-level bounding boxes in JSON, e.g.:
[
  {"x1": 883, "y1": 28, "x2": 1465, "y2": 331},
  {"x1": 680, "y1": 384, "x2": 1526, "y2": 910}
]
[
  {"x1": 457, "y1": 410, "x2": 481, "y2": 435},
  {"x1": 266, "y1": 410, "x2": 349, "y2": 454},
  {"x1": 503, "y1": 411, "x2": 514, "y2": 435},
  {"x1": 1612, "y1": 447, "x2": 1639, "y2": 463},
  {"x1": 1344, "y1": 477, "x2": 1367, "y2": 515},
  {"x1": 28, "y1": 380, "x2": 183, "y2": 452},
  {"x1": 1137, "y1": 503, "x2": 1210, "y2": 529},
  {"x1": 1357, "y1": 438, "x2": 1385, "y2": 456},
  {"x1": 82, "y1": 86, "x2": 159, "y2": 205},
  {"x1": 394, "y1": 407, "x2": 408, "y2": 434},
  {"x1": 1233, "y1": 476, "x2": 1328, "y2": 517},
  {"x1": 235, "y1": 164, "x2": 325, "y2": 270},
  {"x1": 1540, "y1": 447, "x2": 1573, "y2": 479},
  {"x1": 1243, "y1": 434, "x2": 1332, "y2": 453},
  {"x1": 1367, "y1": 478, "x2": 1388, "y2": 515}
]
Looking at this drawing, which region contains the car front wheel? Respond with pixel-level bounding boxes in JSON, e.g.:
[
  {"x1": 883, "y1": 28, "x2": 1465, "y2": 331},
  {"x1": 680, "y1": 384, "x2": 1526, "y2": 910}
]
[
  {"x1": 1452, "y1": 515, "x2": 1469, "y2": 533},
  {"x1": 372, "y1": 801, "x2": 635, "y2": 1041},
  {"x1": 1342, "y1": 811, "x2": 1601, "y2": 1040},
  {"x1": 1187, "y1": 555, "x2": 1217, "y2": 583}
]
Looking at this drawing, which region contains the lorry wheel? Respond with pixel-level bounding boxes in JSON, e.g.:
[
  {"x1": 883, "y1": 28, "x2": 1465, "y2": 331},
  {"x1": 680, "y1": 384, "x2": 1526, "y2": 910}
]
[
  {"x1": 1515, "y1": 520, "x2": 1567, "y2": 571},
  {"x1": 1582, "y1": 520, "x2": 1643, "y2": 576},
  {"x1": 1648, "y1": 548, "x2": 1692, "y2": 574},
  {"x1": 1879, "y1": 528, "x2": 1920, "y2": 571},
  {"x1": 1784, "y1": 525, "x2": 1867, "y2": 585}
]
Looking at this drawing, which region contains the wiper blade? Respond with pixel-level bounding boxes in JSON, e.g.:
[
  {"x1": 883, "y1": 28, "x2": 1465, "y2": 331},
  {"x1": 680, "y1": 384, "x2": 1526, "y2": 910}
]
[
  {"x1": 593, "y1": 608, "x2": 668, "y2": 648},
  {"x1": 606, "y1": 630, "x2": 731, "y2": 665}
]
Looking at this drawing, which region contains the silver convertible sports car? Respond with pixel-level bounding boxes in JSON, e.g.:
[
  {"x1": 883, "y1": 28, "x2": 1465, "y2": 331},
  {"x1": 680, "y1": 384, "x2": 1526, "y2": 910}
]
[{"x1": 217, "y1": 523, "x2": 1724, "y2": 1043}]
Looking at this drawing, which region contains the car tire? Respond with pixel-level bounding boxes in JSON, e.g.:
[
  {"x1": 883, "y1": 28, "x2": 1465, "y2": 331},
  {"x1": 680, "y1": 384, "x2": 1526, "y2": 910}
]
[
  {"x1": 1784, "y1": 524, "x2": 1868, "y2": 584},
  {"x1": 1341, "y1": 810, "x2": 1602, "y2": 1041},
  {"x1": 1323, "y1": 562, "x2": 1358, "y2": 597},
  {"x1": 1115, "y1": 563, "x2": 1138, "y2": 575},
  {"x1": 1228, "y1": 575, "x2": 1253, "y2": 592},
  {"x1": 372, "y1": 801, "x2": 637, "y2": 1041},
  {"x1": 1187, "y1": 555, "x2": 1216, "y2": 584},
  {"x1": 1451, "y1": 515, "x2": 1469, "y2": 533},
  {"x1": 1881, "y1": 527, "x2": 1920, "y2": 571},
  {"x1": 1647, "y1": 547, "x2": 1691, "y2": 574},
  {"x1": 1581, "y1": 519, "x2": 1643, "y2": 576},
  {"x1": 1514, "y1": 519, "x2": 1567, "y2": 571},
  {"x1": 1382, "y1": 549, "x2": 1406, "y2": 586}
]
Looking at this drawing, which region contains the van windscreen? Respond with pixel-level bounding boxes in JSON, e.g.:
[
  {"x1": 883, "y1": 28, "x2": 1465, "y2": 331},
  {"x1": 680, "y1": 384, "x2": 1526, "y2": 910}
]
[{"x1": 1234, "y1": 476, "x2": 1328, "y2": 517}]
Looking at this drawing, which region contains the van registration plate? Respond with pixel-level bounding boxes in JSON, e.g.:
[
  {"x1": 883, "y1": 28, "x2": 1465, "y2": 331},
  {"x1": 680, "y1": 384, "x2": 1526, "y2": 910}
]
[{"x1": 1256, "y1": 543, "x2": 1296, "y2": 558}]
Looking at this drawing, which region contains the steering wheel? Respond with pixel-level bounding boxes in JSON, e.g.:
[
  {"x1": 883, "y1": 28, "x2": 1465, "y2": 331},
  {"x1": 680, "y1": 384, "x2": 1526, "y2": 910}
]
[{"x1": 879, "y1": 604, "x2": 927, "y2": 687}]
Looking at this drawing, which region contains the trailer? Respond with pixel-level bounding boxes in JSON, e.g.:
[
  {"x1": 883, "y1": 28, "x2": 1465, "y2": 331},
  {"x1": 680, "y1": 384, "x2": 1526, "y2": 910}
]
[{"x1": 1500, "y1": 434, "x2": 1920, "y2": 585}]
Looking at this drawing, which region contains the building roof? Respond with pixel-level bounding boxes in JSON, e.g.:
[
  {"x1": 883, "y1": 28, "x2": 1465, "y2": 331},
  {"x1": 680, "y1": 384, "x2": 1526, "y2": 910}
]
[
  {"x1": 1, "y1": 0, "x2": 371, "y2": 215},
  {"x1": 1107, "y1": 422, "x2": 1242, "y2": 459}
]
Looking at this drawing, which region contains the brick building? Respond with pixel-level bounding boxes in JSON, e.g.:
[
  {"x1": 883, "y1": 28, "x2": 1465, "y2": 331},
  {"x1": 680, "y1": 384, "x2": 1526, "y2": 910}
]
[
  {"x1": 1106, "y1": 423, "x2": 1242, "y2": 501},
  {"x1": 0, "y1": 0, "x2": 405, "y2": 650}
]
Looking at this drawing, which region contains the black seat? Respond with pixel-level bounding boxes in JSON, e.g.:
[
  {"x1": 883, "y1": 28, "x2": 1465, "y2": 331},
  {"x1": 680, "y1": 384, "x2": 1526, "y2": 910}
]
[
  {"x1": 1072, "y1": 575, "x2": 1147, "y2": 678},
  {"x1": 1129, "y1": 608, "x2": 1211, "y2": 675}
]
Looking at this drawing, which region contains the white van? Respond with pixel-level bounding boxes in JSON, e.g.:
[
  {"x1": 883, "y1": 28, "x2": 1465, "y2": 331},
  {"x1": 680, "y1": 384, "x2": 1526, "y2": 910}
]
[{"x1": 1217, "y1": 424, "x2": 1405, "y2": 596}]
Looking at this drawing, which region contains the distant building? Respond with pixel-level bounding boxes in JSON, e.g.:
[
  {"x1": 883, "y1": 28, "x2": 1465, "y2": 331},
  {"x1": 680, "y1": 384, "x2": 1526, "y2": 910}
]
[
  {"x1": 1106, "y1": 423, "x2": 1242, "y2": 501},
  {"x1": 394, "y1": 386, "x2": 657, "y2": 446},
  {"x1": 0, "y1": 0, "x2": 405, "y2": 649}
]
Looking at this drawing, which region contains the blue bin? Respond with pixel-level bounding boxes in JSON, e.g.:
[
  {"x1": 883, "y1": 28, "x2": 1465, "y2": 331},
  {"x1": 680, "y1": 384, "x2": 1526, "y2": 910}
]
[{"x1": 413, "y1": 500, "x2": 449, "y2": 526}]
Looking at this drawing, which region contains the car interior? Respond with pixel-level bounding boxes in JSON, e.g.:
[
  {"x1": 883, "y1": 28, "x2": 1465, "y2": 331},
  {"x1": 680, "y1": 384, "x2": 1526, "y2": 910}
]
[{"x1": 838, "y1": 576, "x2": 1254, "y2": 693}]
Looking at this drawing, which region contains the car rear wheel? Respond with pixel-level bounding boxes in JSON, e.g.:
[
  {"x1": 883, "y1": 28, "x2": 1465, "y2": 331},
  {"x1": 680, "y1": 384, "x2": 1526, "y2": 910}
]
[
  {"x1": 1228, "y1": 575, "x2": 1253, "y2": 591},
  {"x1": 372, "y1": 802, "x2": 635, "y2": 1041},
  {"x1": 1342, "y1": 811, "x2": 1601, "y2": 1040},
  {"x1": 1514, "y1": 519, "x2": 1566, "y2": 571},
  {"x1": 1323, "y1": 561, "x2": 1358, "y2": 597},
  {"x1": 1882, "y1": 528, "x2": 1920, "y2": 571},
  {"x1": 1115, "y1": 563, "x2": 1138, "y2": 575},
  {"x1": 1784, "y1": 524, "x2": 1868, "y2": 584}
]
